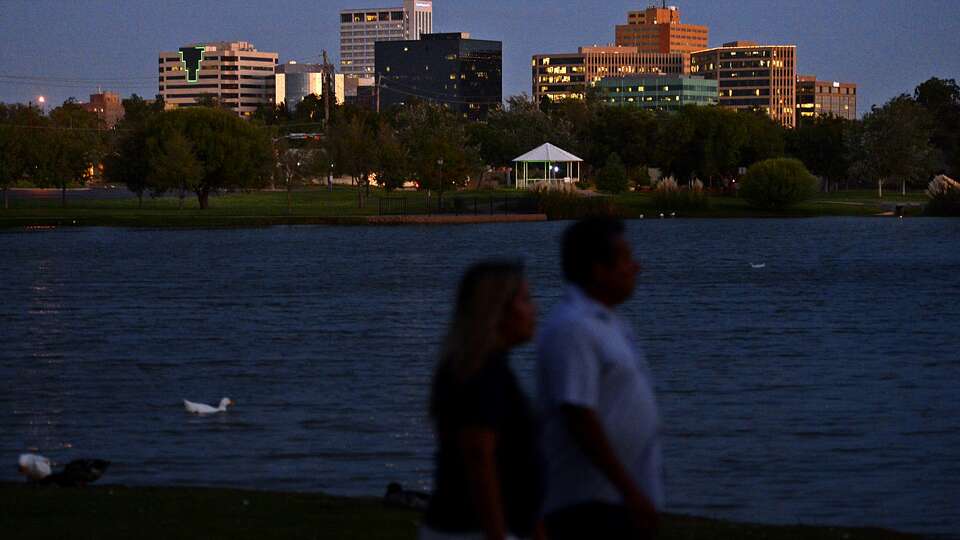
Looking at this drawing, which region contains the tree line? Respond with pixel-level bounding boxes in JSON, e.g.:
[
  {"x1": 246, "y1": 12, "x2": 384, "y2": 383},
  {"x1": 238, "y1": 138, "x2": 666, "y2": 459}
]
[{"x1": 1, "y1": 77, "x2": 957, "y2": 210}]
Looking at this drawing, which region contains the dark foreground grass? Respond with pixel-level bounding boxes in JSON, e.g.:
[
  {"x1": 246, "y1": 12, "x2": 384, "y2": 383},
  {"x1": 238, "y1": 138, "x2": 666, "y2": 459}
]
[
  {"x1": 0, "y1": 483, "x2": 918, "y2": 540},
  {"x1": 0, "y1": 187, "x2": 933, "y2": 229}
]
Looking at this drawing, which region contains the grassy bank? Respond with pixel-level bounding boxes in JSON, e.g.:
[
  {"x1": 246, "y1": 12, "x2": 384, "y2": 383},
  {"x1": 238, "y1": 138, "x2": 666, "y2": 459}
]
[
  {"x1": 0, "y1": 187, "x2": 932, "y2": 229},
  {"x1": 0, "y1": 483, "x2": 917, "y2": 540}
]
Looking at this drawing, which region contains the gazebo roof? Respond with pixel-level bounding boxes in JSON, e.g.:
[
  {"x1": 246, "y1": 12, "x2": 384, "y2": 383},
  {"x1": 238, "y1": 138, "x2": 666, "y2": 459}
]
[{"x1": 512, "y1": 143, "x2": 583, "y2": 163}]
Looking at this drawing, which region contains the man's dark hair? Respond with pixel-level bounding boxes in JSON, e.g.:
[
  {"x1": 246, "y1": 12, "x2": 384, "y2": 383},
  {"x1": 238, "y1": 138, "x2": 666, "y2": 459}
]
[{"x1": 562, "y1": 217, "x2": 625, "y2": 287}]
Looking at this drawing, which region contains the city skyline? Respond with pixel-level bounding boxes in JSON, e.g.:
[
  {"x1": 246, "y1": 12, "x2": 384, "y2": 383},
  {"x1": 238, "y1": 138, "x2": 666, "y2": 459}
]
[{"x1": 1, "y1": 0, "x2": 958, "y2": 116}]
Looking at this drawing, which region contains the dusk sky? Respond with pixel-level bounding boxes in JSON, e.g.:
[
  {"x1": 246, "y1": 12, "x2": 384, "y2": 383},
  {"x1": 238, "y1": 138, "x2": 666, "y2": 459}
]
[{"x1": 1, "y1": 0, "x2": 958, "y2": 116}]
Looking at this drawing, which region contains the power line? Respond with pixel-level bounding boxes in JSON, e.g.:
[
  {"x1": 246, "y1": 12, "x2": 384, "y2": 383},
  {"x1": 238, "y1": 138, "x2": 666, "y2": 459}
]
[{"x1": 0, "y1": 74, "x2": 157, "y2": 83}]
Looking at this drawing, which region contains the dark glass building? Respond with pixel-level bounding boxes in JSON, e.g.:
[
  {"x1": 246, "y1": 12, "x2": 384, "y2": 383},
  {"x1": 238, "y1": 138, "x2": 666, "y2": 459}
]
[{"x1": 375, "y1": 32, "x2": 502, "y2": 120}]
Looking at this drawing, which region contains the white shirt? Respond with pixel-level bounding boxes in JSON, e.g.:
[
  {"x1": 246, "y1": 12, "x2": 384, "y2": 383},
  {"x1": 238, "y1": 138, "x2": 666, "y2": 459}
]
[{"x1": 536, "y1": 285, "x2": 663, "y2": 515}]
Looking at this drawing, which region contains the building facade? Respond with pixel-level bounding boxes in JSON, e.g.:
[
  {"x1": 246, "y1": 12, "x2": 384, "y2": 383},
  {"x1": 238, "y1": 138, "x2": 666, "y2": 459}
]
[
  {"x1": 615, "y1": 5, "x2": 709, "y2": 55},
  {"x1": 80, "y1": 91, "x2": 124, "y2": 128},
  {"x1": 158, "y1": 41, "x2": 278, "y2": 116},
  {"x1": 597, "y1": 75, "x2": 718, "y2": 110},
  {"x1": 376, "y1": 33, "x2": 502, "y2": 120},
  {"x1": 796, "y1": 75, "x2": 857, "y2": 124},
  {"x1": 340, "y1": 0, "x2": 433, "y2": 78},
  {"x1": 691, "y1": 41, "x2": 797, "y2": 128},
  {"x1": 274, "y1": 62, "x2": 346, "y2": 110},
  {"x1": 532, "y1": 46, "x2": 687, "y2": 103}
]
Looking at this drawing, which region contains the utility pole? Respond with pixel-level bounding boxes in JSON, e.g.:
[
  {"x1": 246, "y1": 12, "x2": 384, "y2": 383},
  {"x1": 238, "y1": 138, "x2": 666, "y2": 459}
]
[
  {"x1": 321, "y1": 50, "x2": 332, "y2": 132},
  {"x1": 321, "y1": 50, "x2": 335, "y2": 192}
]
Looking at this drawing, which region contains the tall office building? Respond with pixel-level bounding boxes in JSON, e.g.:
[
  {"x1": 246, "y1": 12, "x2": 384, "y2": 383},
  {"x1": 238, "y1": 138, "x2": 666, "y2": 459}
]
[
  {"x1": 376, "y1": 33, "x2": 502, "y2": 120},
  {"x1": 691, "y1": 41, "x2": 797, "y2": 128},
  {"x1": 532, "y1": 46, "x2": 686, "y2": 103},
  {"x1": 796, "y1": 75, "x2": 857, "y2": 124},
  {"x1": 158, "y1": 41, "x2": 278, "y2": 116},
  {"x1": 615, "y1": 4, "x2": 709, "y2": 55},
  {"x1": 274, "y1": 62, "x2": 346, "y2": 110},
  {"x1": 340, "y1": 0, "x2": 433, "y2": 78}
]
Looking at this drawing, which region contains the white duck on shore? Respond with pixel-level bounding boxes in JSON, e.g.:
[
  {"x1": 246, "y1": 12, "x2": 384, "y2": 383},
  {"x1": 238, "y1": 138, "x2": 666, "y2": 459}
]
[
  {"x1": 183, "y1": 398, "x2": 234, "y2": 415},
  {"x1": 18, "y1": 454, "x2": 52, "y2": 481}
]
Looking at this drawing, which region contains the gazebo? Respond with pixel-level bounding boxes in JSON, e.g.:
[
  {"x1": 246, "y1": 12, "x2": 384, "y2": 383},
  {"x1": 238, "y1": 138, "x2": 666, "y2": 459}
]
[{"x1": 512, "y1": 143, "x2": 583, "y2": 190}]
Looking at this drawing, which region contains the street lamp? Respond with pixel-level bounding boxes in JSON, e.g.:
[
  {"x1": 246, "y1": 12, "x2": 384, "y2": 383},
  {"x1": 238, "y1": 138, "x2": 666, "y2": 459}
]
[
  {"x1": 37, "y1": 96, "x2": 46, "y2": 114},
  {"x1": 437, "y1": 158, "x2": 445, "y2": 206}
]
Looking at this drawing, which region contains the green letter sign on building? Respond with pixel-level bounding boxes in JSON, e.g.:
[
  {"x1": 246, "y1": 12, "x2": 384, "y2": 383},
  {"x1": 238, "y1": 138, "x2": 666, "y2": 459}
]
[{"x1": 178, "y1": 46, "x2": 206, "y2": 83}]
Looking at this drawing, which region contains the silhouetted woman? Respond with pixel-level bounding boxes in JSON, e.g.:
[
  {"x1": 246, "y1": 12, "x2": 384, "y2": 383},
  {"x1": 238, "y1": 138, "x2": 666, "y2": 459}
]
[{"x1": 421, "y1": 261, "x2": 544, "y2": 540}]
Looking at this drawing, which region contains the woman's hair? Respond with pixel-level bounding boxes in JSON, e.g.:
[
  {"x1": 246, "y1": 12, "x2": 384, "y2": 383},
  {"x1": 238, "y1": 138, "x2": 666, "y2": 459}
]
[{"x1": 435, "y1": 260, "x2": 526, "y2": 386}]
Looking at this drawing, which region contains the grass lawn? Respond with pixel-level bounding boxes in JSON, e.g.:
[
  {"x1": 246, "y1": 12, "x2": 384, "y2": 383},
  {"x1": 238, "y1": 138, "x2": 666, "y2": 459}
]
[
  {"x1": 0, "y1": 483, "x2": 918, "y2": 540},
  {"x1": 0, "y1": 187, "x2": 934, "y2": 228},
  {"x1": 0, "y1": 188, "x2": 533, "y2": 228}
]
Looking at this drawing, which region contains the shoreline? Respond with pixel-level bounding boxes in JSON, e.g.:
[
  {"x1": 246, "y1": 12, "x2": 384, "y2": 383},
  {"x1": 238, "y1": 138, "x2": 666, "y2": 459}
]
[
  {"x1": 0, "y1": 482, "x2": 921, "y2": 539},
  {"x1": 0, "y1": 187, "x2": 937, "y2": 229}
]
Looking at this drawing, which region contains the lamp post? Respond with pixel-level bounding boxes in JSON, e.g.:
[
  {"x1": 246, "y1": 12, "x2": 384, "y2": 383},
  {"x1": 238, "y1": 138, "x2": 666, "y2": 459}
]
[
  {"x1": 37, "y1": 96, "x2": 46, "y2": 114},
  {"x1": 437, "y1": 158, "x2": 444, "y2": 211}
]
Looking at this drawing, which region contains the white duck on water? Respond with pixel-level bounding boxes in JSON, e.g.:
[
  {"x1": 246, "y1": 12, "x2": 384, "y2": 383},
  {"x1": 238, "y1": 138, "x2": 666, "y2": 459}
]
[{"x1": 183, "y1": 398, "x2": 234, "y2": 415}]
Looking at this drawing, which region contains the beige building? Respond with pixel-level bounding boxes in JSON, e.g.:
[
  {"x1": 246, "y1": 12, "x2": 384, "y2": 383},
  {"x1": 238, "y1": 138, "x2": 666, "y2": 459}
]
[
  {"x1": 158, "y1": 41, "x2": 278, "y2": 117},
  {"x1": 339, "y1": 0, "x2": 433, "y2": 78},
  {"x1": 80, "y1": 91, "x2": 124, "y2": 128},
  {"x1": 796, "y1": 75, "x2": 857, "y2": 124},
  {"x1": 615, "y1": 5, "x2": 709, "y2": 55},
  {"x1": 533, "y1": 46, "x2": 687, "y2": 103},
  {"x1": 691, "y1": 41, "x2": 797, "y2": 128}
]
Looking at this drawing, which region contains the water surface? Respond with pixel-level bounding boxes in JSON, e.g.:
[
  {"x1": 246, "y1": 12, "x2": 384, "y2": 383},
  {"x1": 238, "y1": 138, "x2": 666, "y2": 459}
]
[{"x1": 1, "y1": 218, "x2": 958, "y2": 537}]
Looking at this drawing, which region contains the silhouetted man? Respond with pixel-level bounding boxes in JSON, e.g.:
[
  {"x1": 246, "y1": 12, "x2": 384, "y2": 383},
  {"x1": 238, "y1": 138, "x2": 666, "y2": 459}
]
[{"x1": 537, "y1": 217, "x2": 662, "y2": 539}]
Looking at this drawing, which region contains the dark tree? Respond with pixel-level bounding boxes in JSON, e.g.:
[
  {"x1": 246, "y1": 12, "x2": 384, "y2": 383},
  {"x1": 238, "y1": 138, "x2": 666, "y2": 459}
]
[{"x1": 142, "y1": 107, "x2": 273, "y2": 209}]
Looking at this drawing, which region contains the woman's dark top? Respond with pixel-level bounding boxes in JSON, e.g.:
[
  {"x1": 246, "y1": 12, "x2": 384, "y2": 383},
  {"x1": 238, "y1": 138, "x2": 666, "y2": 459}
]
[{"x1": 424, "y1": 354, "x2": 544, "y2": 537}]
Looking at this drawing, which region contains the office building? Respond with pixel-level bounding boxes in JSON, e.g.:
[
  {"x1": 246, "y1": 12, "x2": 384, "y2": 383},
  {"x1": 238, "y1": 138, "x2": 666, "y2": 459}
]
[
  {"x1": 376, "y1": 32, "x2": 502, "y2": 120},
  {"x1": 340, "y1": 0, "x2": 433, "y2": 78},
  {"x1": 796, "y1": 75, "x2": 857, "y2": 124},
  {"x1": 80, "y1": 91, "x2": 124, "y2": 128},
  {"x1": 158, "y1": 41, "x2": 278, "y2": 116},
  {"x1": 615, "y1": 5, "x2": 709, "y2": 55},
  {"x1": 691, "y1": 41, "x2": 797, "y2": 128},
  {"x1": 274, "y1": 62, "x2": 346, "y2": 110},
  {"x1": 597, "y1": 75, "x2": 717, "y2": 110},
  {"x1": 532, "y1": 46, "x2": 687, "y2": 103}
]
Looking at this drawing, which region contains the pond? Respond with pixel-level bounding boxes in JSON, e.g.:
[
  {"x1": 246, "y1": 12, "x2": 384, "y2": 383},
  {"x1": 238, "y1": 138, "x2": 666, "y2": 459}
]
[{"x1": 1, "y1": 218, "x2": 958, "y2": 537}]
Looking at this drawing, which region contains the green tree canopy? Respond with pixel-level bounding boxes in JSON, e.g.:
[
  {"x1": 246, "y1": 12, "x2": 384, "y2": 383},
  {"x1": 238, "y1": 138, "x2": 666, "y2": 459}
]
[
  {"x1": 914, "y1": 77, "x2": 960, "y2": 178},
  {"x1": 787, "y1": 115, "x2": 854, "y2": 191},
  {"x1": 43, "y1": 100, "x2": 104, "y2": 207},
  {"x1": 394, "y1": 102, "x2": 481, "y2": 194},
  {"x1": 142, "y1": 107, "x2": 273, "y2": 209},
  {"x1": 0, "y1": 104, "x2": 47, "y2": 208},
  {"x1": 850, "y1": 95, "x2": 939, "y2": 196}
]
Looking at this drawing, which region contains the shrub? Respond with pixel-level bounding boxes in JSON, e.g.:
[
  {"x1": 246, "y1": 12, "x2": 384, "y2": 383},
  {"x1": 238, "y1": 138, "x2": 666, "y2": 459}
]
[
  {"x1": 595, "y1": 153, "x2": 629, "y2": 194},
  {"x1": 633, "y1": 166, "x2": 652, "y2": 190},
  {"x1": 532, "y1": 187, "x2": 619, "y2": 220},
  {"x1": 925, "y1": 175, "x2": 960, "y2": 216},
  {"x1": 651, "y1": 177, "x2": 710, "y2": 213},
  {"x1": 739, "y1": 158, "x2": 818, "y2": 210}
]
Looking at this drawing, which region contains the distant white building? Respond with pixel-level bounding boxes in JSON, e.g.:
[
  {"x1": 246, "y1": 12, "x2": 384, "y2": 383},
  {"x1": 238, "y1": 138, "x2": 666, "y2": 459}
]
[
  {"x1": 274, "y1": 62, "x2": 345, "y2": 110},
  {"x1": 339, "y1": 0, "x2": 433, "y2": 77}
]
